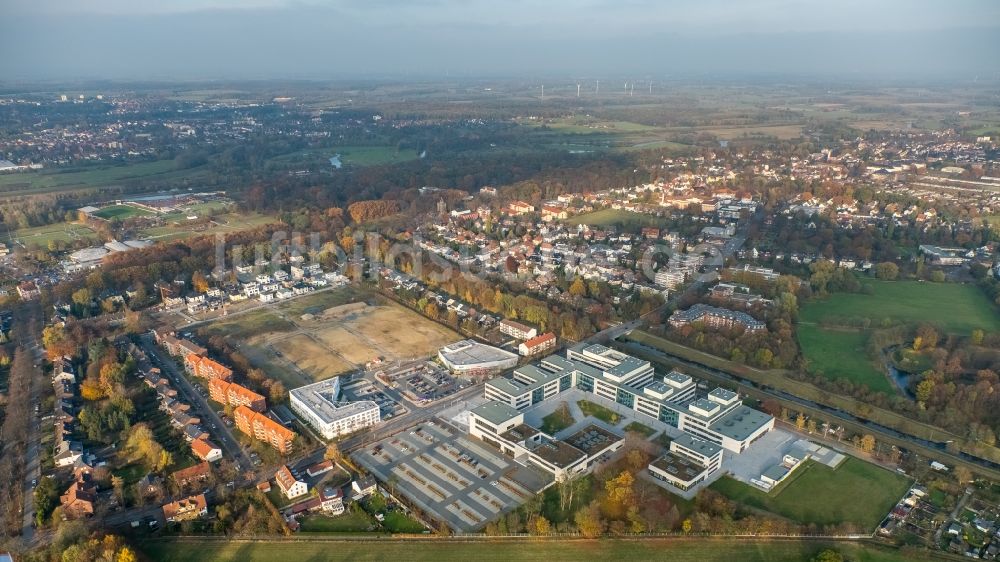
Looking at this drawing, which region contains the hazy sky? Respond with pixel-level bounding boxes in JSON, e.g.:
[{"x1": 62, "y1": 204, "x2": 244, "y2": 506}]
[{"x1": 2, "y1": 0, "x2": 999, "y2": 81}]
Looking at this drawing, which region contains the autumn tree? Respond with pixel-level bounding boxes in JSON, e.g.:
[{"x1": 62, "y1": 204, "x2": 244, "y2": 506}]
[
  {"x1": 192, "y1": 270, "x2": 210, "y2": 293},
  {"x1": 859, "y1": 434, "x2": 876, "y2": 454},
  {"x1": 574, "y1": 501, "x2": 606, "y2": 538}
]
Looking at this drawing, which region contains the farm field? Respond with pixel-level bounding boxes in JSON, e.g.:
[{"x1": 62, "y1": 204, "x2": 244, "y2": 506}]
[
  {"x1": 137, "y1": 538, "x2": 940, "y2": 562},
  {"x1": 564, "y1": 209, "x2": 671, "y2": 229},
  {"x1": 710, "y1": 457, "x2": 910, "y2": 529},
  {"x1": 799, "y1": 281, "x2": 1000, "y2": 334},
  {"x1": 0, "y1": 160, "x2": 208, "y2": 197},
  {"x1": 796, "y1": 325, "x2": 892, "y2": 393}
]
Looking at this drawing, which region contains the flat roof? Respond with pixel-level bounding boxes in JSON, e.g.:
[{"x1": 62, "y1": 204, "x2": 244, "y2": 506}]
[
  {"x1": 564, "y1": 424, "x2": 623, "y2": 456},
  {"x1": 500, "y1": 423, "x2": 540, "y2": 442},
  {"x1": 439, "y1": 340, "x2": 517, "y2": 366},
  {"x1": 762, "y1": 464, "x2": 790, "y2": 481},
  {"x1": 471, "y1": 400, "x2": 521, "y2": 426},
  {"x1": 673, "y1": 433, "x2": 722, "y2": 458},
  {"x1": 649, "y1": 452, "x2": 709, "y2": 483},
  {"x1": 290, "y1": 378, "x2": 378, "y2": 425},
  {"x1": 709, "y1": 405, "x2": 773, "y2": 442},
  {"x1": 529, "y1": 439, "x2": 586, "y2": 468},
  {"x1": 709, "y1": 387, "x2": 738, "y2": 401}
]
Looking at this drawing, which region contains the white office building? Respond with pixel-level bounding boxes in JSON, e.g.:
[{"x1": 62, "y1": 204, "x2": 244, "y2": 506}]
[{"x1": 290, "y1": 378, "x2": 381, "y2": 440}]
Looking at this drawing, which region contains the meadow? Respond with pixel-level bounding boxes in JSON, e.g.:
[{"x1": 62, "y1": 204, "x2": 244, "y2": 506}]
[
  {"x1": 564, "y1": 209, "x2": 671, "y2": 229},
  {"x1": 796, "y1": 325, "x2": 893, "y2": 393},
  {"x1": 136, "y1": 538, "x2": 942, "y2": 562},
  {"x1": 710, "y1": 457, "x2": 910, "y2": 530},
  {"x1": 799, "y1": 281, "x2": 1000, "y2": 334}
]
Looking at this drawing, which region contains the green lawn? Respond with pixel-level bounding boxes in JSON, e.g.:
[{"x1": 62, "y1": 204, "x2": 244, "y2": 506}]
[
  {"x1": 564, "y1": 209, "x2": 670, "y2": 230},
  {"x1": 335, "y1": 146, "x2": 420, "y2": 166},
  {"x1": 540, "y1": 404, "x2": 576, "y2": 434},
  {"x1": 299, "y1": 511, "x2": 376, "y2": 532},
  {"x1": 137, "y1": 538, "x2": 942, "y2": 562},
  {"x1": 799, "y1": 281, "x2": 1000, "y2": 334},
  {"x1": 0, "y1": 160, "x2": 205, "y2": 196},
  {"x1": 710, "y1": 457, "x2": 910, "y2": 530},
  {"x1": 7, "y1": 222, "x2": 99, "y2": 247},
  {"x1": 624, "y1": 421, "x2": 656, "y2": 437},
  {"x1": 91, "y1": 204, "x2": 154, "y2": 220},
  {"x1": 382, "y1": 511, "x2": 427, "y2": 533},
  {"x1": 796, "y1": 325, "x2": 893, "y2": 393},
  {"x1": 578, "y1": 400, "x2": 622, "y2": 425}
]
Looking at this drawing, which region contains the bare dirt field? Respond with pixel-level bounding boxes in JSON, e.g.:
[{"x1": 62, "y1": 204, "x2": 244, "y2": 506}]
[
  {"x1": 271, "y1": 335, "x2": 353, "y2": 381},
  {"x1": 201, "y1": 288, "x2": 462, "y2": 385}
]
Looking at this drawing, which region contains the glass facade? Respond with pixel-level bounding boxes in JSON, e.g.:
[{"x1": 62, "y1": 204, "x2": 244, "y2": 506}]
[
  {"x1": 615, "y1": 388, "x2": 634, "y2": 409},
  {"x1": 576, "y1": 374, "x2": 594, "y2": 392},
  {"x1": 658, "y1": 406, "x2": 679, "y2": 427}
]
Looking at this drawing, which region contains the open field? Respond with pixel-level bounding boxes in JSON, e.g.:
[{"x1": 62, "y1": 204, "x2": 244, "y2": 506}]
[
  {"x1": 136, "y1": 538, "x2": 945, "y2": 562},
  {"x1": 5, "y1": 222, "x2": 98, "y2": 247},
  {"x1": 91, "y1": 204, "x2": 154, "y2": 220},
  {"x1": 0, "y1": 160, "x2": 209, "y2": 197},
  {"x1": 796, "y1": 325, "x2": 892, "y2": 393},
  {"x1": 8, "y1": 210, "x2": 277, "y2": 248},
  {"x1": 564, "y1": 209, "x2": 671, "y2": 229},
  {"x1": 200, "y1": 288, "x2": 461, "y2": 384},
  {"x1": 710, "y1": 457, "x2": 910, "y2": 529},
  {"x1": 270, "y1": 145, "x2": 420, "y2": 167},
  {"x1": 799, "y1": 281, "x2": 1000, "y2": 334},
  {"x1": 271, "y1": 335, "x2": 353, "y2": 381},
  {"x1": 200, "y1": 309, "x2": 296, "y2": 340}
]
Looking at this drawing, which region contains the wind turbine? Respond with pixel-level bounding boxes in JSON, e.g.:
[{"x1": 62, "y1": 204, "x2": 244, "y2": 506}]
[
  {"x1": 577, "y1": 83, "x2": 581, "y2": 97},
  {"x1": 595, "y1": 80, "x2": 600, "y2": 95}
]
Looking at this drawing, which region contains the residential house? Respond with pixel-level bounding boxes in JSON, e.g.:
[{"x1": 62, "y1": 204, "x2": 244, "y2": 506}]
[
  {"x1": 191, "y1": 438, "x2": 223, "y2": 463},
  {"x1": 60, "y1": 480, "x2": 97, "y2": 519},
  {"x1": 275, "y1": 465, "x2": 308, "y2": 499},
  {"x1": 162, "y1": 494, "x2": 208, "y2": 522}
]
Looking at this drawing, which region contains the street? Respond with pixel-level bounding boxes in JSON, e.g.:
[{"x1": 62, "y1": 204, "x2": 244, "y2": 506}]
[{"x1": 137, "y1": 334, "x2": 253, "y2": 472}]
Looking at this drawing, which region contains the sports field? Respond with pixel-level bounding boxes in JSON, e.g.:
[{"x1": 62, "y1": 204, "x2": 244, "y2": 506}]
[
  {"x1": 564, "y1": 209, "x2": 670, "y2": 229},
  {"x1": 91, "y1": 204, "x2": 154, "y2": 220},
  {"x1": 136, "y1": 538, "x2": 939, "y2": 562},
  {"x1": 710, "y1": 457, "x2": 910, "y2": 530},
  {"x1": 796, "y1": 325, "x2": 892, "y2": 393},
  {"x1": 5, "y1": 222, "x2": 99, "y2": 247},
  {"x1": 799, "y1": 281, "x2": 1000, "y2": 334}
]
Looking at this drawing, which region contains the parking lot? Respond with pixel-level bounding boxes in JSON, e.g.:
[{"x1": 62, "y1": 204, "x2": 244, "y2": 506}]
[
  {"x1": 374, "y1": 361, "x2": 466, "y2": 405},
  {"x1": 341, "y1": 379, "x2": 407, "y2": 419},
  {"x1": 352, "y1": 419, "x2": 552, "y2": 532}
]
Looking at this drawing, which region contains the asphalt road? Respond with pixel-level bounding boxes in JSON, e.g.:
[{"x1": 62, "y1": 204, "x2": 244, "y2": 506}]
[
  {"x1": 137, "y1": 334, "x2": 253, "y2": 472},
  {"x1": 20, "y1": 340, "x2": 46, "y2": 544}
]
